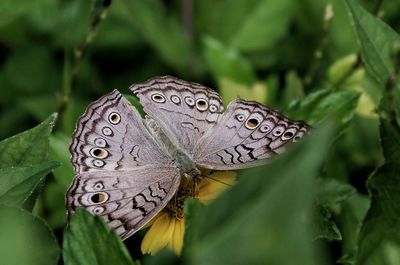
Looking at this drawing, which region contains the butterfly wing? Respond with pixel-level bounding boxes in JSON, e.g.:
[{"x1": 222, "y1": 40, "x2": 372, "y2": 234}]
[
  {"x1": 130, "y1": 76, "x2": 224, "y2": 155},
  {"x1": 193, "y1": 99, "x2": 311, "y2": 170},
  {"x1": 67, "y1": 90, "x2": 180, "y2": 238},
  {"x1": 70, "y1": 90, "x2": 171, "y2": 173},
  {"x1": 67, "y1": 167, "x2": 180, "y2": 239}
]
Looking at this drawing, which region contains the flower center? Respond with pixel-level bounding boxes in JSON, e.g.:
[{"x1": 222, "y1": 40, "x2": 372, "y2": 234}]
[{"x1": 165, "y1": 182, "x2": 196, "y2": 220}]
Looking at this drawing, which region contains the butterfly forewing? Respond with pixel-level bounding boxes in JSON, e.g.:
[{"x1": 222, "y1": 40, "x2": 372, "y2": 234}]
[
  {"x1": 193, "y1": 99, "x2": 311, "y2": 170},
  {"x1": 130, "y1": 76, "x2": 224, "y2": 155},
  {"x1": 70, "y1": 90, "x2": 171, "y2": 173},
  {"x1": 67, "y1": 90, "x2": 180, "y2": 238}
]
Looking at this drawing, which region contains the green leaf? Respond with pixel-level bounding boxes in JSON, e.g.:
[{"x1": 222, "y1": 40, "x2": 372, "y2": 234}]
[
  {"x1": 63, "y1": 208, "x2": 136, "y2": 265},
  {"x1": 0, "y1": 114, "x2": 58, "y2": 210},
  {"x1": 196, "y1": 0, "x2": 292, "y2": 52},
  {"x1": 337, "y1": 194, "x2": 370, "y2": 265},
  {"x1": 43, "y1": 181, "x2": 69, "y2": 229},
  {"x1": 346, "y1": 0, "x2": 400, "y2": 122},
  {"x1": 230, "y1": 0, "x2": 292, "y2": 51},
  {"x1": 328, "y1": 54, "x2": 359, "y2": 86},
  {"x1": 283, "y1": 71, "x2": 304, "y2": 107},
  {"x1": 49, "y1": 133, "x2": 74, "y2": 189},
  {"x1": 125, "y1": 94, "x2": 145, "y2": 118},
  {"x1": 0, "y1": 0, "x2": 41, "y2": 27},
  {"x1": 308, "y1": 90, "x2": 360, "y2": 125},
  {"x1": 183, "y1": 198, "x2": 205, "y2": 256},
  {"x1": 0, "y1": 205, "x2": 59, "y2": 265},
  {"x1": 186, "y1": 123, "x2": 334, "y2": 265},
  {"x1": 116, "y1": 0, "x2": 189, "y2": 70},
  {"x1": 25, "y1": 0, "x2": 58, "y2": 33},
  {"x1": 313, "y1": 204, "x2": 342, "y2": 241},
  {"x1": 218, "y1": 78, "x2": 267, "y2": 106},
  {"x1": 0, "y1": 161, "x2": 59, "y2": 207},
  {"x1": 203, "y1": 36, "x2": 256, "y2": 85},
  {"x1": 287, "y1": 89, "x2": 330, "y2": 120},
  {"x1": 380, "y1": 119, "x2": 400, "y2": 163},
  {"x1": 353, "y1": 102, "x2": 400, "y2": 265},
  {"x1": 316, "y1": 178, "x2": 356, "y2": 206},
  {"x1": 346, "y1": 0, "x2": 398, "y2": 87},
  {"x1": 0, "y1": 46, "x2": 60, "y2": 103},
  {"x1": 142, "y1": 249, "x2": 179, "y2": 265},
  {"x1": 0, "y1": 113, "x2": 57, "y2": 167},
  {"x1": 338, "y1": 253, "x2": 356, "y2": 265},
  {"x1": 356, "y1": 163, "x2": 400, "y2": 265},
  {"x1": 288, "y1": 89, "x2": 360, "y2": 126},
  {"x1": 350, "y1": 3, "x2": 400, "y2": 260}
]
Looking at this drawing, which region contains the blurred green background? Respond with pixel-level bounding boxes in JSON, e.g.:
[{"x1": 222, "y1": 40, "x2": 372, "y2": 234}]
[{"x1": 1, "y1": 0, "x2": 400, "y2": 264}]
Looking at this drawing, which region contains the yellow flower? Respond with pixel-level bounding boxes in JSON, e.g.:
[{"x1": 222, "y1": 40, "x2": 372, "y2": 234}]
[{"x1": 140, "y1": 171, "x2": 237, "y2": 255}]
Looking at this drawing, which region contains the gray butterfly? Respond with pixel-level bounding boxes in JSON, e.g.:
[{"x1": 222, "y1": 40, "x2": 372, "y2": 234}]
[{"x1": 66, "y1": 76, "x2": 311, "y2": 239}]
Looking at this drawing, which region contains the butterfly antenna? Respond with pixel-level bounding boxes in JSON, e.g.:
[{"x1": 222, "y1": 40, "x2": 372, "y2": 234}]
[{"x1": 203, "y1": 175, "x2": 233, "y2": 186}]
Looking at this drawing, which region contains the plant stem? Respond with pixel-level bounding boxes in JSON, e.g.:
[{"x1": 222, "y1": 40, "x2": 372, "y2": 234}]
[
  {"x1": 56, "y1": 0, "x2": 112, "y2": 129},
  {"x1": 182, "y1": 0, "x2": 193, "y2": 41},
  {"x1": 304, "y1": 4, "x2": 333, "y2": 89}
]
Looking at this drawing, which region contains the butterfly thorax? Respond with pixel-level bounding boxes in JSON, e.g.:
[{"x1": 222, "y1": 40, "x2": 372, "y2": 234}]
[
  {"x1": 145, "y1": 116, "x2": 201, "y2": 182},
  {"x1": 145, "y1": 116, "x2": 201, "y2": 218},
  {"x1": 172, "y1": 149, "x2": 200, "y2": 180}
]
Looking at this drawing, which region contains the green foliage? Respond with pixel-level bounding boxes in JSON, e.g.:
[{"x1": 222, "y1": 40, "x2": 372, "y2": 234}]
[
  {"x1": 0, "y1": 114, "x2": 59, "y2": 210},
  {"x1": 316, "y1": 178, "x2": 356, "y2": 206},
  {"x1": 287, "y1": 89, "x2": 360, "y2": 126},
  {"x1": 345, "y1": 1, "x2": 400, "y2": 265},
  {"x1": 185, "y1": 124, "x2": 334, "y2": 265},
  {"x1": 357, "y1": 164, "x2": 400, "y2": 265},
  {"x1": 0, "y1": 205, "x2": 59, "y2": 265},
  {"x1": 0, "y1": 113, "x2": 57, "y2": 167},
  {"x1": 1, "y1": 0, "x2": 400, "y2": 264},
  {"x1": 346, "y1": 0, "x2": 400, "y2": 124},
  {"x1": 115, "y1": 0, "x2": 190, "y2": 70},
  {"x1": 195, "y1": 0, "x2": 292, "y2": 52},
  {"x1": 203, "y1": 36, "x2": 256, "y2": 85},
  {"x1": 346, "y1": 0, "x2": 399, "y2": 87},
  {"x1": 63, "y1": 209, "x2": 136, "y2": 265},
  {"x1": 49, "y1": 133, "x2": 74, "y2": 189},
  {"x1": 0, "y1": 161, "x2": 59, "y2": 207}
]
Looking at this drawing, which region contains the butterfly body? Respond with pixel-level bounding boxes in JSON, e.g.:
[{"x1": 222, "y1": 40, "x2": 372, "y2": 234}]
[
  {"x1": 66, "y1": 76, "x2": 311, "y2": 240},
  {"x1": 144, "y1": 116, "x2": 201, "y2": 182}
]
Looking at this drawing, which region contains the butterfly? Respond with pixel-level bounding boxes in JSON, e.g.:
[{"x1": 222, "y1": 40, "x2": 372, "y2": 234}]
[{"x1": 66, "y1": 76, "x2": 311, "y2": 240}]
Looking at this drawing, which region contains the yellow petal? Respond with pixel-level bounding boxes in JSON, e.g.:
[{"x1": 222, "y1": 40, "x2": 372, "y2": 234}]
[
  {"x1": 141, "y1": 212, "x2": 175, "y2": 255},
  {"x1": 166, "y1": 217, "x2": 185, "y2": 255},
  {"x1": 140, "y1": 171, "x2": 236, "y2": 255},
  {"x1": 197, "y1": 171, "x2": 237, "y2": 203}
]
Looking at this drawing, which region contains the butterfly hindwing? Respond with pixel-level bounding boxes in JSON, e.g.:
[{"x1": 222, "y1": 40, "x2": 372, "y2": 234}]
[{"x1": 67, "y1": 167, "x2": 180, "y2": 239}]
